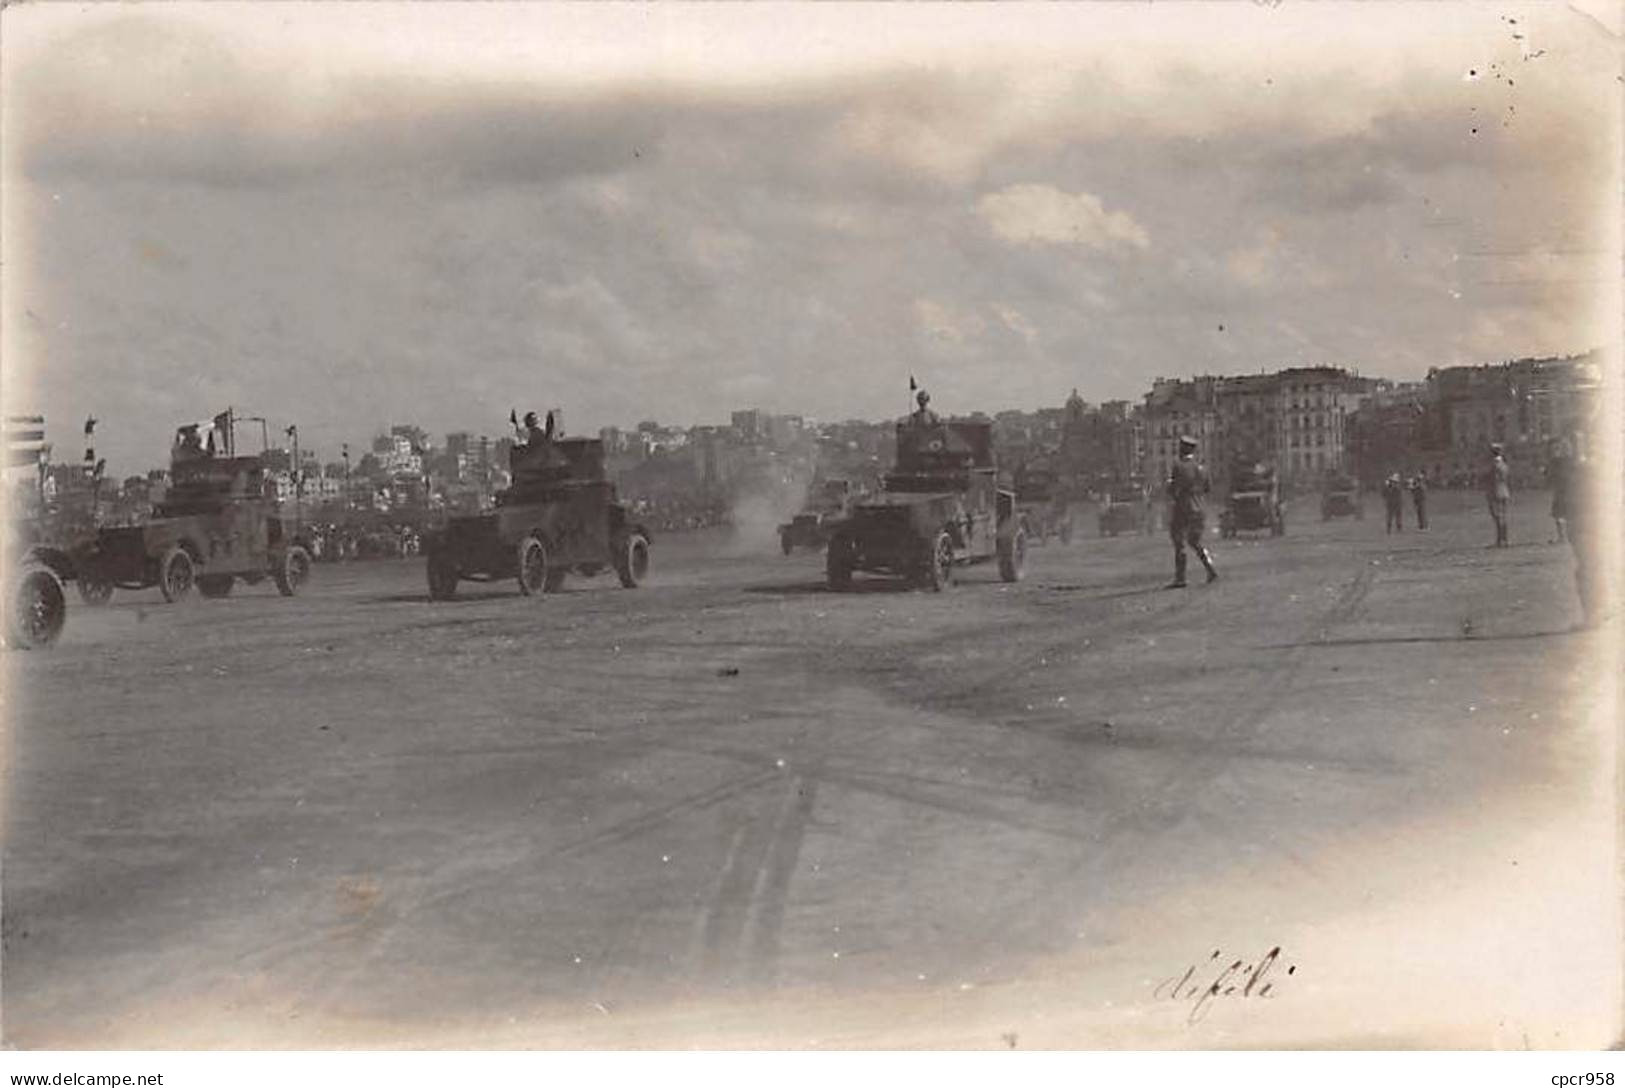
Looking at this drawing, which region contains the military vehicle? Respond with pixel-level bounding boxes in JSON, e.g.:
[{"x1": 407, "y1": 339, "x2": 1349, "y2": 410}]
[
  {"x1": 423, "y1": 435, "x2": 650, "y2": 599},
  {"x1": 1219, "y1": 462, "x2": 1284, "y2": 538},
  {"x1": 1319, "y1": 473, "x2": 1364, "y2": 521},
  {"x1": 825, "y1": 418, "x2": 1024, "y2": 591},
  {"x1": 1013, "y1": 460, "x2": 1072, "y2": 544},
  {"x1": 778, "y1": 478, "x2": 853, "y2": 555},
  {"x1": 73, "y1": 420, "x2": 314, "y2": 603},
  {"x1": 1097, "y1": 482, "x2": 1149, "y2": 536}
]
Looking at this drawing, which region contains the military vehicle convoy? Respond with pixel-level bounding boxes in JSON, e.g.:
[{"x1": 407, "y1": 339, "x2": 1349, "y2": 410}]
[
  {"x1": 73, "y1": 443, "x2": 315, "y2": 603},
  {"x1": 778, "y1": 478, "x2": 853, "y2": 555},
  {"x1": 1319, "y1": 473, "x2": 1364, "y2": 521},
  {"x1": 825, "y1": 418, "x2": 1024, "y2": 591},
  {"x1": 423, "y1": 435, "x2": 650, "y2": 599},
  {"x1": 1013, "y1": 460, "x2": 1072, "y2": 544},
  {"x1": 1219, "y1": 462, "x2": 1285, "y2": 538}
]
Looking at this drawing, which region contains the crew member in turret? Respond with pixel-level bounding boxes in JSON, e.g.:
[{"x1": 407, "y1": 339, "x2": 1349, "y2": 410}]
[
  {"x1": 512, "y1": 409, "x2": 556, "y2": 448},
  {"x1": 173, "y1": 424, "x2": 209, "y2": 462},
  {"x1": 909, "y1": 390, "x2": 940, "y2": 428}
]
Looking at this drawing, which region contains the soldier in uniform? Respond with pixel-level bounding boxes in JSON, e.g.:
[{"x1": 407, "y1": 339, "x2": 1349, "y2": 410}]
[
  {"x1": 1382, "y1": 472, "x2": 1404, "y2": 533},
  {"x1": 1408, "y1": 471, "x2": 1428, "y2": 530},
  {"x1": 1166, "y1": 435, "x2": 1218, "y2": 587},
  {"x1": 910, "y1": 390, "x2": 940, "y2": 428},
  {"x1": 511, "y1": 409, "x2": 556, "y2": 447},
  {"x1": 1546, "y1": 439, "x2": 1571, "y2": 543},
  {"x1": 173, "y1": 424, "x2": 208, "y2": 462},
  {"x1": 1486, "y1": 442, "x2": 1511, "y2": 547}
]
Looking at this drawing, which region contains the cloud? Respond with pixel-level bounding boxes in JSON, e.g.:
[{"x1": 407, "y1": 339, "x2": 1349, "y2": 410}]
[
  {"x1": 977, "y1": 184, "x2": 1149, "y2": 252},
  {"x1": 913, "y1": 298, "x2": 985, "y2": 346},
  {"x1": 2, "y1": 5, "x2": 1615, "y2": 473}
]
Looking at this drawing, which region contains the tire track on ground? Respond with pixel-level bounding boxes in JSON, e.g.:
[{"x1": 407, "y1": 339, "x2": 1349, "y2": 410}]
[
  {"x1": 978, "y1": 563, "x2": 1379, "y2": 957},
  {"x1": 274, "y1": 766, "x2": 782, "y2": 1018}
]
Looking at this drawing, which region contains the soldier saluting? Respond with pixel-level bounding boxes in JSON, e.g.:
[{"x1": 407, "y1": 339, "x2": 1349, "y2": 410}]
[
  {"x1": 1166, "y1": 435, "x2": 1218, "y2": 588},
  {"x1": 510, "y1": 409, "x2": 556, "y2": 447}
]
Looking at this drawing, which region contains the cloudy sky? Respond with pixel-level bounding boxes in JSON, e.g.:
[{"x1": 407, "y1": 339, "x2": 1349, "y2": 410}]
[{"x1": 2, "y1": 2, "x2": 1618, "y2": 474}]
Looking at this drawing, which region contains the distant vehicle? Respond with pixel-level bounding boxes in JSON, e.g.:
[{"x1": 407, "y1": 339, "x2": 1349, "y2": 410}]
[
  {"x1": 825, "y1": 418, "x2": 1024, "y2": 591},
  {"x1": 3, "y1": 536, "x2": 75, "y2": 649},
  {"x1": 1320, "y1": 473, "x2": 1364, "y2": 521},
  {"x1": 73, "y1": 432, "x2": 314, "y2": 603},
  {"x1": 1097, "y1": 483, "x2": 1149, "y2": 537},
  {"x1": 778, "y1": 479, "x2": 853, "y2": 555},
  {"x1": 423, "y1": 436, "x2": 651, "y2": 599},
  {"x1": 1219, "y1": 462, "x2": 1284, "y2": 538},
  {"x1": 1013, "y1": 461, "x2": 1072, "y2": 544}
]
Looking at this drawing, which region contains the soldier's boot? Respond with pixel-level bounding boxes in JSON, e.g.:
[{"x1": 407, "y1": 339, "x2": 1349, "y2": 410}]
[
  {"x1": 1168, "y1": 550, "x2": 1188, "y2": 588},
  {"x1": 1198, "y1": 548, "x2": 1218, "y2": 583}
]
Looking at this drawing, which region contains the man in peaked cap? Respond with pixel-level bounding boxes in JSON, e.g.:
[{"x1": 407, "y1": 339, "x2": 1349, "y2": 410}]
[
  {"x1": 1165, "y1": 435, "x2": 1218, "y2": 588},
  {"x1": 1486, "y1": 442, "x2": 1511, "y2": 547}
]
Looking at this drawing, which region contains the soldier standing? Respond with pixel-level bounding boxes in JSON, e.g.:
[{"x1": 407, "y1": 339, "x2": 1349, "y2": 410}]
[
  {"x1": 1383, "y1": 473, "x2": 1404, "y2": 533},
  {"x1": 1166, "y1": 435, "x2": 1218, "y2": 587},
  {"x1": 1408, "y1": 472, "x2": 1428, "y2": 530},
  {"x1": 1486, "y1": 443, "x2": 1511, "y2": 547},
  {"x1": 1546, "y1": 440, "x2": 1571, "y2": 543}
]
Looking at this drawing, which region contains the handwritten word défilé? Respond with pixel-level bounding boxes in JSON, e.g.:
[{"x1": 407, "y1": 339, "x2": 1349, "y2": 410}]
[{"x1": 1152, "y1": 946, "x2": 1296, "y2": 1024}]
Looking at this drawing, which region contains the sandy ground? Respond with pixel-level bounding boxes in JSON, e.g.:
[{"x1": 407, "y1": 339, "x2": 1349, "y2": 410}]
[{"x1": 1, "y1": 489, "x2": 1617, "y2": 1049}]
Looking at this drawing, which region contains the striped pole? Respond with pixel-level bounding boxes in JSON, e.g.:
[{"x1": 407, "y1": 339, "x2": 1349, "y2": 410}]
[
  {"x1": 4, "y1": 414, "x2": 48, "y2": 467},
  {"x1": 4, "y1": 414, "x2": 50, "y2": 509}
]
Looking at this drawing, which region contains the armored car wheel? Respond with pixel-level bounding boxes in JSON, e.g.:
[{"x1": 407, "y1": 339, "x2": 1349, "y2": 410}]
[
  {"x1": 998, "y1": 527, "x2": 1027, "y2": 583},
  {"x1": 76, "y1": 574, "x2": 114, "y2": 607},
  {"x1": 517, "y1": 535, "x2": 548, "y2": 596},
  {"x1": 615, "y1": 532, "x2": 650, "y2": 589},
  {"x1": 274, "y1": 545, "x2": 312, "y2": 597},
  {"x1": 922, "y1": 531, "x2": 954, "y2": 592},
  {"x1": 158, "y1": 545, "x2": 194, "y2": 603},
  {"x1": 426, "y1": 553, "x2": 459, "y2": 600},
  {"x1": 197, "y1": 575, "x2": 235, "y2": 598},
  {"x1": 6, "y1": 562, "x2": 66, "y2": 649}
]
